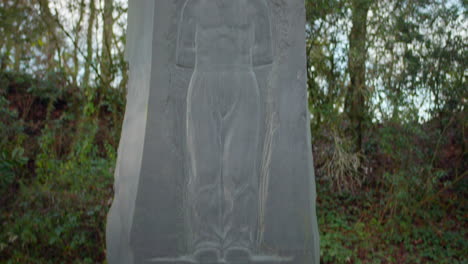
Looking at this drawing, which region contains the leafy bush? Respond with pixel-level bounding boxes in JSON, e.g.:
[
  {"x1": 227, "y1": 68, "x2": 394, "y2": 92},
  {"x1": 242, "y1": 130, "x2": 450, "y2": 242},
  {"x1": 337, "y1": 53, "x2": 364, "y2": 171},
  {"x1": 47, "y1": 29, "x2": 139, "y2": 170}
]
[
  {"x1": 1, "y1": 120, "x2": 115, "y2": 263},
  {"x1": 0, "y1": 95, "x2": 28, "y2": 200},
  {"x1": 0, "y1": 72, "x2": 120, "y2": 263}
]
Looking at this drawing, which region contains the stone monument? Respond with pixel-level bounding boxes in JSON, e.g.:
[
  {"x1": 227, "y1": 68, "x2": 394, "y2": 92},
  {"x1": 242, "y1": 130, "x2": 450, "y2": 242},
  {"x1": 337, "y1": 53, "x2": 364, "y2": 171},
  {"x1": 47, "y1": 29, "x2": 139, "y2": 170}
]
[{"x1": 106, "y1": 0, "x2": 320, "y2": 263}]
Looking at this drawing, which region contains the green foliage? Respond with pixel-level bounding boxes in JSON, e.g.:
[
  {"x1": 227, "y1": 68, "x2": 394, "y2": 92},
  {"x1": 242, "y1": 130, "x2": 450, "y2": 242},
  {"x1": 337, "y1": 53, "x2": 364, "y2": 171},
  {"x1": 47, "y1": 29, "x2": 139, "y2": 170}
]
[
  {"x1": 1, "y1": 118, "x2": 115, "y2": 263},
  {"x1": 317, "y1": 182, "x2": 467, "y2": 263},
  {"x1": 305, "y1": 1, "x2": 466, "y2": 261},
  {"x1": 0, "y1": 94, "x2": 28, "y2": 200},
  {"x1": 0, "y1": 147, "x2": 28, "y2": 197},
  {"x1": 0, "y1": 72, "x2": 122, "y2": 263}
]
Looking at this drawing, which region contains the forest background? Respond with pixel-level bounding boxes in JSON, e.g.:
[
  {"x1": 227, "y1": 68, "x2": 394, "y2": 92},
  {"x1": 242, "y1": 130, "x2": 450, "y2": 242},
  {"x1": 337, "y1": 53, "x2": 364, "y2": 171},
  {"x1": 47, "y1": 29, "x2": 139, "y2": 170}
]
[{"x1": 0, "y1": 0, "x2": 466, "y2": 263}]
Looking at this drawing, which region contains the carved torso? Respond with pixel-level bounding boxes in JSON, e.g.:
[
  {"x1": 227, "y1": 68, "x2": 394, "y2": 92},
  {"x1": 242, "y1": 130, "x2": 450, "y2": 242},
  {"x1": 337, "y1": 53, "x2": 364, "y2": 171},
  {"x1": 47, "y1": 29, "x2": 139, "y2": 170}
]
[{"x1": 194, "y1": 0, "x2": 254, "y2": 70}]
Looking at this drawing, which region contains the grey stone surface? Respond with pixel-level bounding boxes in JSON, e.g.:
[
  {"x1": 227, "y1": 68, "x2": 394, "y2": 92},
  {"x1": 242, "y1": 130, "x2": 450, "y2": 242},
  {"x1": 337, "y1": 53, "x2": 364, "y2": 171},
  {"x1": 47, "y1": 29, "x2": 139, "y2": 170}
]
[{"x1": 107, "y1": 1, "x2": 319, "y2": 263}]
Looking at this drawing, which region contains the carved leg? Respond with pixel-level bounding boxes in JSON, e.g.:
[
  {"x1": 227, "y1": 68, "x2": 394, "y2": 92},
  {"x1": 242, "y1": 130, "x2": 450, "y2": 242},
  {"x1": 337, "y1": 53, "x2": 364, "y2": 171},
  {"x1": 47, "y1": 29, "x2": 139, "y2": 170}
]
[
  {"x1": 221, "y1": 72, "x2": 260, "y2": 257},
  {"x1": 186, "y1": 73, "x2": 224, "y2": 255}
]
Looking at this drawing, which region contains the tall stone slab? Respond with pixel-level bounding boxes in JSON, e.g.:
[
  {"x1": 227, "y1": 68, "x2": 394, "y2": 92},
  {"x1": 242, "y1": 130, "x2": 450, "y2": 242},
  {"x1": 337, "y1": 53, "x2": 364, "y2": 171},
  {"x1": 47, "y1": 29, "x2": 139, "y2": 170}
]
[{"x1": 107, "y1": 1, "x2": 320, "y2": 263}]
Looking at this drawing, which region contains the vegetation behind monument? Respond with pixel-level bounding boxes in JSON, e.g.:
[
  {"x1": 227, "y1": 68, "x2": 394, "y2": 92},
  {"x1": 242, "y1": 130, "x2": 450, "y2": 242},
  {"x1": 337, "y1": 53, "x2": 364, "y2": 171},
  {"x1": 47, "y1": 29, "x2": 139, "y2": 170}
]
[{"x1": 0, "y1": 0, "x2": 465, "y2": 263}]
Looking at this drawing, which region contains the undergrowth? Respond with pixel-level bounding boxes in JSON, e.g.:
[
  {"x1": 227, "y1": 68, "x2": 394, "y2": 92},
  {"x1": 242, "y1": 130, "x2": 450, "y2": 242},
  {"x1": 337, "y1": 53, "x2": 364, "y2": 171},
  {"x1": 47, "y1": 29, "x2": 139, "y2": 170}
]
[{"x1": 0, "y1": 72, "x2": 121, "y2": 263}]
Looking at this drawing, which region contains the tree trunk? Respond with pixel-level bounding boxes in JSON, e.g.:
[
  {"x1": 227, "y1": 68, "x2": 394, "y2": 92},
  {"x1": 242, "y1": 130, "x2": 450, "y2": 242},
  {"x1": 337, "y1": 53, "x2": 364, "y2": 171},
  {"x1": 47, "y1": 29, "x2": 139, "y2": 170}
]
[
  {"x1": 100, "y1": 0, "x2": 114, "y2": 89},
  {"x1": 72, "y1": 0, "x2": 86, "y2": 86},
  {"x1": 83, "y1": 0, "x2": 96, "y2": 87},
  {"x1": 13, "y1": 44, "x2": 21, "y2": 71},
  {"x1": 38, "y1": 0, "x2": 57, "y2": 71},
  {"x1": 346, "y1": 0, "x2": 372, "y2": 153}
]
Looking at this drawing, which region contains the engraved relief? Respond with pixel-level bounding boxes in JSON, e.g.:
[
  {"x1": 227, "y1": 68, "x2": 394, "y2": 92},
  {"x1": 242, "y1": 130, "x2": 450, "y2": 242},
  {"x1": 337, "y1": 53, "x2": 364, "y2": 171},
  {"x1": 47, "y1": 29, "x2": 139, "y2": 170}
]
[
  {"x1": 180, "y1": 0, "x2": 270, "y2": 260},
  {"x1": 147, "y1": 0, "x2": 291, "y2": 263},
  {"x1": 107, "y1": 1, "x2": 318, "y2": 263}
]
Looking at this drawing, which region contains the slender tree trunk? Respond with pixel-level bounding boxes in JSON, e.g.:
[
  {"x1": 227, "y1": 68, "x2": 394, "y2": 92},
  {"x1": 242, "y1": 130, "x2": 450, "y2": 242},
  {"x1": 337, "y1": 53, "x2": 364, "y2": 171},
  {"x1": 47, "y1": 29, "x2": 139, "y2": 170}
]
[
  {"x1": 100, "y1": 0, "x2": 114, "y2": 89},
  {"x1": 38, "y1": 0, "x2": 57, "y2": 71},
  {"x1": 13, "y1": 44, "x2": 22, "y2": 71},
  {"x1": 346, "y1": 0, "x2": 372, "y2": 153},
  {"x1": 11, "y1": 0, "x2": 22, "y2": 71},
  {"x1": 83, "y1": 0, "x2": 96, "y2": 87},
  {"x1": 72, "y1": 0, "x2": 86, "y2": 86}
]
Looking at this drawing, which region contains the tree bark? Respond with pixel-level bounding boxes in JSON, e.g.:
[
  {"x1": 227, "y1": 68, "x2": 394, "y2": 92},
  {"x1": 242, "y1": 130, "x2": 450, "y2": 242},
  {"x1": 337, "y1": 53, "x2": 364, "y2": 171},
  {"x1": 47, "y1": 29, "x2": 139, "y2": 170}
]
[
  {"x1": 100, "y1": 0, "x2": 114, "y2": 89},
  {"x1": 38, "y1": 0, "x2": 57, "y2": 71},
  {"x1": 83, "y1": 0, "x2": 96, "y2": 87},
  {"x1": 13, "y1": 43, "x2": 22, "y2": 72},
  {"x1": 72, "y1": 0, "x2": 86, "y2": 86},
  {"x1": 346, "y1": 0, "x2": 372, "y2": 153}
]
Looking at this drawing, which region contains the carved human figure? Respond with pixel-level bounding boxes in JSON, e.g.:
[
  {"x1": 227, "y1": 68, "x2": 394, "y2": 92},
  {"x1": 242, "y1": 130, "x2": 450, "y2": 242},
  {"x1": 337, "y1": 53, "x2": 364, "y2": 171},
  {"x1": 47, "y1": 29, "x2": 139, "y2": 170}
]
[{"x1": 176, "y1": 0, "x2": 272, "y2": 261}]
